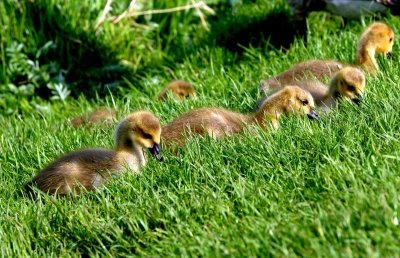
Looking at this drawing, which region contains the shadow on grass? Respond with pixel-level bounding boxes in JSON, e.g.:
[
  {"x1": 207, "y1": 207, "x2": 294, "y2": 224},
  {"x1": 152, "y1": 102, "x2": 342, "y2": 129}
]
[
  {"x1": 208, "y1": 3, "x2": 306, "y2": 52},
  {"x1": 21, "y1": 1, "x2": 134, "y2": 98},
  {"x1": 5, "y1": 0, "x2": 308, "y2": 101}
]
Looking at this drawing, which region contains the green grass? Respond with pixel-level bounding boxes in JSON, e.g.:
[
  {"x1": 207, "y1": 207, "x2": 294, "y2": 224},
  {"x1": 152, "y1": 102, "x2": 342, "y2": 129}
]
[{"x1": 1, "y1": 0, "x2": 400, "y2": 256}]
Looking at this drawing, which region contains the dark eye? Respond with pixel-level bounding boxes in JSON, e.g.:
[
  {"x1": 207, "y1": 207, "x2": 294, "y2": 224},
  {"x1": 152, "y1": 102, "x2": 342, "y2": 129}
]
[
  {"x1": 301, "y1": 100, "x2": 308, "y2": 106},
  {"x1": 140, "y1": 129, "x2": 152, "y2": 139},
  {"x1": 390, "y1": 37, "x2": 393, "y2": 42},
  {"x1": 348, "y1": 85, "x2": 356, "y2": 92},
  {"x1": 143, "y1": 132, "x2": 152, "y2": 139}
]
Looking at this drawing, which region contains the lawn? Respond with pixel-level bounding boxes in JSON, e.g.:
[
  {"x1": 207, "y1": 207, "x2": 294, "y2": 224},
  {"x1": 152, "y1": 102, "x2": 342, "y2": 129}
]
[{"x1": 1, "y1": 0, "x2": 400, "y2": 256}]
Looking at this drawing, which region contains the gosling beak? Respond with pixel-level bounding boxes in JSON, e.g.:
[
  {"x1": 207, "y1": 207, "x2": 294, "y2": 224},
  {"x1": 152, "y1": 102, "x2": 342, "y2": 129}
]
[
  {"x1": 352, "y1": 94, "x2": 364, "y2": 105},
  {"x1": 148, "y1": 143, "x2": 163, "y2": 161},
  {"x1": 307, "y1": 109, "x2": 320, "y2": 120},
  {"x1": 387, "y1": 51, "x2": 393, "y2": 59}
]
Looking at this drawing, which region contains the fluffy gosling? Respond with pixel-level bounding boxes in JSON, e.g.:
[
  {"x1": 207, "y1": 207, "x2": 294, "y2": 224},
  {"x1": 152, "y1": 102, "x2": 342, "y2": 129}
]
[
  {"x1": 158, "y1": 80, "x2": 196, "y2": 101},
  {"x1": 70, "y1": 109, "x2": 117, "y2": 128},
  {"x1": 162, "y1": 86, "x2": 318, "y2": 147},
  {"x1": 25, "y1": 111, "x2": 162, "y2": 196}
]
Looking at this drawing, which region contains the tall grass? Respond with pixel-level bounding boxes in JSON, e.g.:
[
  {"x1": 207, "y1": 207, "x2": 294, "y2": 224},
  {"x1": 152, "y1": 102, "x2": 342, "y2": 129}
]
[
  {"x1": 1, "y1": 0, "x2": 400, "y2": 256},
  {"x1": 0, "y1": 0, "x2": 213, "y2": 114}
]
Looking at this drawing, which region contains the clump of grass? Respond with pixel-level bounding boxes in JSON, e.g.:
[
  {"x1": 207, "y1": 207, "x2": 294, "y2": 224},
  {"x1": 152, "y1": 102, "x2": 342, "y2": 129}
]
[
  {"x1": 1, "y1": 0, "x2": 400, "y2": 256},
  {"x1": 0, "y1": 0, "x2": 215, "y2": 115}
]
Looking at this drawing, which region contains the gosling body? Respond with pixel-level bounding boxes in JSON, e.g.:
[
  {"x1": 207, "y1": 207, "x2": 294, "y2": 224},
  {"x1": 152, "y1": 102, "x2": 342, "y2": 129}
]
[
  {"x1": 162, "y1": 108, "x2": 249, "y2": 146},
  {"x1": 71, "y1": 109, "x2": 117, "y2": 128},
  {"x1": 260, "y1": 60, "x2": 345, "y2": 91}
]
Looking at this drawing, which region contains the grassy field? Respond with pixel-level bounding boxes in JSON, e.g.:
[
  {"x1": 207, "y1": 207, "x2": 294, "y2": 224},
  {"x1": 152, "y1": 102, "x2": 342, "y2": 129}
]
[{"x1": 1, "y1": 0, "x2": 400, "y2": 256}]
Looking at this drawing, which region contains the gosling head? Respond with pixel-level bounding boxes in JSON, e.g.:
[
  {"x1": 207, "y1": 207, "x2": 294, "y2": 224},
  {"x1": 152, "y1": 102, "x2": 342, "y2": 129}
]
[
  {"x1": 173, "y1": 81, "x2": 196, "y2": 100},
  {"x1": 281, "y1": 85, "x2": 319, "y2": 120},
  {"x1": 360, "y1": 22, "x2": 395, "y2": 58},
  {"x1": 159, "y1": 80, "x2": 196, "y2": 101},
  {"x1": 115, "y1": 111, "x2": 162, "y2": 161},
  {"x1": 329, "y1": 67, "x2": 366, "y2": 105},
  {"x1": 258, "y1": 85, "x2": 319, "y2": 127}
]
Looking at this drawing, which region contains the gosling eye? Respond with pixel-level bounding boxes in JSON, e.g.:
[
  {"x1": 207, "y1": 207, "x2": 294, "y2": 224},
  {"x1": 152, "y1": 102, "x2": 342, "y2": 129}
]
[
  {"x1": 143, "y1": 132, "x2": 153, "y2": 140},
  {"x1": 347, "y1": 85, "x2": 356, "y2": 92},
  {"x1": 139, "y1": 129, "x2": 152, "y2": 140},
  {"x1": 390, "y1": 37, "x2": 393, "y2": 43},
  {"x1": 301, "y1": 100, "x2": 309, "y2": 106}
]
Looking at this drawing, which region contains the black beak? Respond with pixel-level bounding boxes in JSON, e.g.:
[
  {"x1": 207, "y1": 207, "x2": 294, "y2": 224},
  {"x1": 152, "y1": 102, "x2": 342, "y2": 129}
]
[
  {"x1": 387, "y1": 51, "x2": 393, "y2": 59},
  {"x1": 148, "y1": 143, "x2": 163, "y2": 161},
  {"x1": 352, "y1": 94, "x2": 364, "y2": 105},
  {"x1": 307, "y1": 109, "x2": 320, "y2": 120}
]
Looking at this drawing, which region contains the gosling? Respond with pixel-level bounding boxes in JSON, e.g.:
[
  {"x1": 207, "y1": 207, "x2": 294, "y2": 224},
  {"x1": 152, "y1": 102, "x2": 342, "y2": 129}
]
[
  {"x1": 70, "y1": 108, "x2": 117, "y2": 128},
  {"x1": 162, "y1": 86, "x2": 318, "y2": 147},
  {"x1": 158, "y1": 80, "x2": 196, "y2": 101},
  {"x1": 25, "y1": 111, "x2": 162, "y2": 196},
  {"x1": 259, "y1": 22, "x2": 394, "y2": 92}
]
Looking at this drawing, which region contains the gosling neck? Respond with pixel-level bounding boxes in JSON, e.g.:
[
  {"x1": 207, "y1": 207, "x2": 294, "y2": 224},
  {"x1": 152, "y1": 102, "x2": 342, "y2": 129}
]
[
  {"x1": 328, "y1": 75, "x2": 340, "y2": 100},
  {"x1": 357, "y1": 43, "x2": 378, "y2": 73},
  {"x1": 253, "y1": 100, "x2": 283, "y2": 129},
  {"x1": 115, "y1": 137, "x2": 146, "y2": 168}
]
